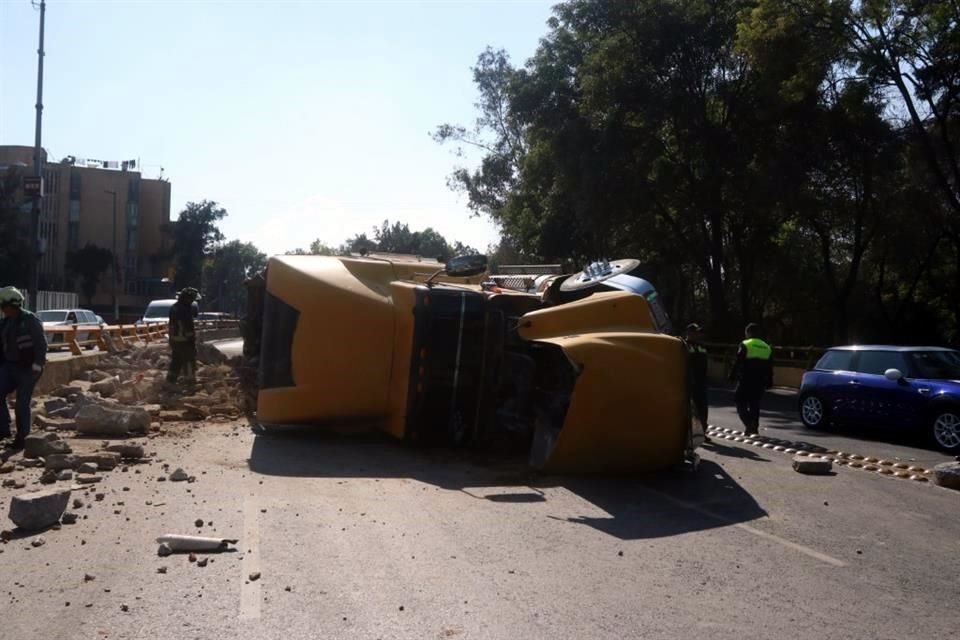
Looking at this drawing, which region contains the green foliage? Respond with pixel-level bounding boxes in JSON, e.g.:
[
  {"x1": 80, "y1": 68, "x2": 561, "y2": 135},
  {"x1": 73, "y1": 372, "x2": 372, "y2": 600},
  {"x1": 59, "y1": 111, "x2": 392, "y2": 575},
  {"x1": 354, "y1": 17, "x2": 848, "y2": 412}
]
[
  {"x1": 342, "y1": 220, "x2": 477, "y2": 261},
  {"x1": 437, "y1": 0, "x2": 960, "y2": 344},
  {"x1": 202, "y1": 240, "x2": 267, "y2": 316},
  {"x1": 64, "y1": 244, "x2": 114, "y2": 306},
  {"x1": 172, "y1": 201, "x2": 227, "y2": 289}
]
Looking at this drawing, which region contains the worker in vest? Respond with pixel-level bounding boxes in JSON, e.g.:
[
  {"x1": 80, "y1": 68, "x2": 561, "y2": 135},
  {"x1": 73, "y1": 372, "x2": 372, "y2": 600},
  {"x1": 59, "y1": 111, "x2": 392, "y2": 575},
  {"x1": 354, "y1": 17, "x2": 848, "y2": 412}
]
[
  {"x1": 684, "y1": 322, "x2": 711, "y2": 443},
  {"x1": 0, "y1": 286, "x2": 47, "y2": 450},
  {"x1": 730, "y1": 323, "x2": 773, "y2": 436}
]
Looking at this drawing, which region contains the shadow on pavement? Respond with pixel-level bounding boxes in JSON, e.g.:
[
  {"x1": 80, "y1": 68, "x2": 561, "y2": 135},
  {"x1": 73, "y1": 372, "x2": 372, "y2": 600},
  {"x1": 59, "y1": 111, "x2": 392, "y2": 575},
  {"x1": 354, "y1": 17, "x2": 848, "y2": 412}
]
[{"x1": 247, "y1": 428, "x2": 767, "y2": 541}]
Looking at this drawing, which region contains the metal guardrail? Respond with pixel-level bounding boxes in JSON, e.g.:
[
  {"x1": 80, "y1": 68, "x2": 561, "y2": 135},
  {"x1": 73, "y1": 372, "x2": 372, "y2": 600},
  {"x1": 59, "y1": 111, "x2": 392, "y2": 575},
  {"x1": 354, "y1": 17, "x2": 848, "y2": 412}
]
[
  {"x1": 44, "y1": 319, "x2": 241, "y2": 356},
  {"x1": 702, "y1": 342, "x2": 824, "y2": 369}
]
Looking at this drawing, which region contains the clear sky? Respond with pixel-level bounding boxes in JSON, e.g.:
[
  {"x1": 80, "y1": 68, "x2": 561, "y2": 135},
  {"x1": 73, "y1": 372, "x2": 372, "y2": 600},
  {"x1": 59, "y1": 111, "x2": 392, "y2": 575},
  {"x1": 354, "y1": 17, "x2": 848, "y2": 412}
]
[{"x1": 0, "y1": 0, "x2": 555, "y2": 255}]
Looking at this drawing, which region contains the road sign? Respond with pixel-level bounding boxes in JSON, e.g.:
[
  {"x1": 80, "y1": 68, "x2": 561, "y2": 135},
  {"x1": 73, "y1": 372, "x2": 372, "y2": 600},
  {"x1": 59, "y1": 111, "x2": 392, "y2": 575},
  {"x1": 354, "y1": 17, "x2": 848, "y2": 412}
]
[{"x1": 23, "y1": 176, "x2": 43, "y2": 197}]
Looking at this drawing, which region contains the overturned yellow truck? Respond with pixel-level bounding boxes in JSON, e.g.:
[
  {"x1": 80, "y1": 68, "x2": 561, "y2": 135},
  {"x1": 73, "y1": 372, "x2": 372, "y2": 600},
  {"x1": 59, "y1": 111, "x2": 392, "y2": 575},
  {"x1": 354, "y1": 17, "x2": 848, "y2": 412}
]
[{"x1": 255, "y1": 253, "x2": 703, "y2": 474}]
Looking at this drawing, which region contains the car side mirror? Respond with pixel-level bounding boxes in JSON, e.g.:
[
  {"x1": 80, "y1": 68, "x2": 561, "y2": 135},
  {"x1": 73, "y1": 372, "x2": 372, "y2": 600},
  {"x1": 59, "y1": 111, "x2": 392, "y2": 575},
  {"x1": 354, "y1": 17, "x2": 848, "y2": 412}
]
[
  {"x1": 445, "y1": 254, "x2": 488, "y2": 278},
  {"x1": 884, "y1": 368, "x2": 903, "y2": 382}
]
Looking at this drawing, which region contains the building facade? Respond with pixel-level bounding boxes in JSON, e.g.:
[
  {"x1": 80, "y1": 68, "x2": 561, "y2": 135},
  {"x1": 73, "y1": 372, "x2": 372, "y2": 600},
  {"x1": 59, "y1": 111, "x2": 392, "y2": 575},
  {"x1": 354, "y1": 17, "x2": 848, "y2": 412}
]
[{"x1": 0, "y1": 145, "x2": 175, "y2": 319}]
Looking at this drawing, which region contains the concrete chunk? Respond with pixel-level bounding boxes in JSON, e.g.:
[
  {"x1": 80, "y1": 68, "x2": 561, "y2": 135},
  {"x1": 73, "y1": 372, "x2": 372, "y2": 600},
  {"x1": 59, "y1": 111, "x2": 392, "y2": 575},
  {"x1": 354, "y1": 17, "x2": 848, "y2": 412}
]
[
  {"x1": 76, "y1": 404, "x2": 150, "y2": 436},
  {"x1": 43, "y1": 398, "x2": 69, "y2": 413},
  {"x1": 104, "y1": 444, "x2": 145, "y2": 460},
  {"x1": 792, "y1": 455, "x2": 834, "y2": 475},
  {"x1": 44, "y1": 454, "x2": 79, "y2": 471},
  {"x1": 76, "y1": 452, "x2": 121, "y2": 471},
  {"x1": 932, "y1": 462, "x2": 960, "y2": 490},
  {"x1": 34, "y1": 414, "x2": 77, "y2": 431},
  {"x1": 90, "y1": 377, "x2": 119, "y2": 398},
  {"x1": 23, "y1": 434, "x2": 72, "y2": 459},
  {"x1": 8, "y1": 487, "x2": 71, "y2": 531}
]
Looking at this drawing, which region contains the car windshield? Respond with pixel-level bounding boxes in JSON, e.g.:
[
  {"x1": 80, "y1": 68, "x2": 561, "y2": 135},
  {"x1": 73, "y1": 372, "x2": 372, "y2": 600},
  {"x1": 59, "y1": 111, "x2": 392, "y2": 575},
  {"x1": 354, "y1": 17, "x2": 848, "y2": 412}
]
[
  {"x1": 144, "y1": 302, "x2": 173, "y2": 318},
  {"x1": 908, "y1": 351, "x2": 960, "y2": 380},
  {"x1": 37, "y1": 311, "x2": 68, "y2": 322}
]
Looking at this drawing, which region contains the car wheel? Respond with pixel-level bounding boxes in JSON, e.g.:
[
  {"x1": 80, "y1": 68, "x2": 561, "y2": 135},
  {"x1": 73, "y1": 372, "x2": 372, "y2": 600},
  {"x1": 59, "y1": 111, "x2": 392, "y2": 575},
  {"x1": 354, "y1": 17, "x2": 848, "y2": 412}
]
[
  {"x1": 930, "y1": 410, "x2": 960, "y2": 452},
  {"x1": 800, "y1": 393, "x2": 828, "y2": 429}
]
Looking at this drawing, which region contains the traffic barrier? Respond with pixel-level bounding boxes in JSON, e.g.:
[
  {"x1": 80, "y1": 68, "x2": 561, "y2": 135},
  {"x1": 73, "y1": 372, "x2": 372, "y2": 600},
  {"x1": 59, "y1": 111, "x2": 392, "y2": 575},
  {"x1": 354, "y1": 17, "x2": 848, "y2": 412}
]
[{"x1": 44, "y1": 318, "x2": 240, "y2": 356}]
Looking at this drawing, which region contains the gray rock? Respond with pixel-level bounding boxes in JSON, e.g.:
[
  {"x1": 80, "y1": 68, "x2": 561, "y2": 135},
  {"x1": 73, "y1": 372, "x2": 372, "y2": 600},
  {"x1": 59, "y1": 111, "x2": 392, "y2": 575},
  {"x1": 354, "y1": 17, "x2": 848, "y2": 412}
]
[
  {"x1": 933, "y1": 462, "x2": 960, "y2": 490},
  {"x1": 88, "y1": 370, "x2": 112, "y2": 383},
  {"x1": 75, "y1": 404, "x2": 150, "y2": 436},
  {"x1": 75, "y1": 452, "x2": 121, "y2": 471},
  {"x1": 90, "y1": 378, "x2": 118, "y2": 398},
  {"x1": 77, "y1": 462, "x2": 98, "y2": 474},
  {"x1": 104, "y1": 444, "x2": 145, "y2": 459},
  {"x1": 0, "y1": 462, "x2": 14, "y2": 474},
  {"x1": 169, "y1": 468, "x2": 189, "y2": 482},
  {"x1": 23, "y1": 435, "x2": 72, "y2": 459},
  {"x1": 57, "y1": 470, "x2": 73, "y2": 481},
  {"x1": 44, "y1": 454, "x2": 79, "y2": 471},
  {"x1": 39, "y1": 469, "x2": 58, "y2": 484},
  {"x1": 61, "y1": 512, "x2": 78, "y2": 525},
  {"x1": 792, "y1": 455, "x2": 834, "y2": 475},
  {"x1": 52, "y1": 385, "x2": 83, "y2": 399},
  {"x1": 43, "y1": 398, "x2": 69, "y2": 413},
  {"x1": 34, "y1": 414, "x2": 77, "y2": 431},
  {"x1": 75, "y1": 475, "x2": 102, "y2": 484},
  {"x1": 8, "y1": 487, "x2": 71, "y2": 530}
]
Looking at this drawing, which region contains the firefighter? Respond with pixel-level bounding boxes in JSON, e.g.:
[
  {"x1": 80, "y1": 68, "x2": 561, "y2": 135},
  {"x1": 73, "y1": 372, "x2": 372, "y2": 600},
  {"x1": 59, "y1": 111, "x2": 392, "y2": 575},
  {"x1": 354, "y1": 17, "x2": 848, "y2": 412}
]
[
  {"x1": 684, "y1": 322, "x2": 711, "y2": 443},
  {"x1": 730, "y1": 323, "x2": 773, "y2": 436},
  {"x1": 0, "y1": 286, "x2": 47, "y2": 450},
  {"x1": 167, "y1": 287, "x2": 200, "y2": 385}
]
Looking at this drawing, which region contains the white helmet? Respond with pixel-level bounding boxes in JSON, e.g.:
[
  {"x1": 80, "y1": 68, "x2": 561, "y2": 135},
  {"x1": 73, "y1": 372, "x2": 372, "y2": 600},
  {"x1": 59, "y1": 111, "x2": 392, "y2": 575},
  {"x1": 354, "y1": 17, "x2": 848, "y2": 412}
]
[{"x1": 0, "y1": 286, "x2": 25, "y2": 307}]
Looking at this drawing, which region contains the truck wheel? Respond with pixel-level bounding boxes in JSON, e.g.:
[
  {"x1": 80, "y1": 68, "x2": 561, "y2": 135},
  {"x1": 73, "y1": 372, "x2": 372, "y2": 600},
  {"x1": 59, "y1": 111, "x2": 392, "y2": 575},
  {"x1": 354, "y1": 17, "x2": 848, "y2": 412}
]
[
  {"x1": 800, "y1": 393, "x2": 828, "y2": 429},
  {"x1": 931, "y1": 410, "x2": 960, "y2": 452}
]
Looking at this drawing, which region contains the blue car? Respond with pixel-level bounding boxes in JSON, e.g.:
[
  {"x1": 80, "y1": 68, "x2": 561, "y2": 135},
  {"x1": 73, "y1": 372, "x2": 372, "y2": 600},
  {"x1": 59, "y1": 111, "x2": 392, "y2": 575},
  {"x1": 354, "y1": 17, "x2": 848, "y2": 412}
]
[{"x1": 799, "y1": 345, "x2": 960, "y2": 452}]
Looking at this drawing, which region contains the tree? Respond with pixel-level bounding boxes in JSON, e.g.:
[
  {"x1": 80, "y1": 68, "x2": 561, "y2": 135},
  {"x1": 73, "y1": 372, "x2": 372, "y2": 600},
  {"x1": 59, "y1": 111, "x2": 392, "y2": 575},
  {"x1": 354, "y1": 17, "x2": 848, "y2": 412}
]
[
  {"x1": 172, "y1": 201, "x2": 227, "y2": 289},
  {"x1": 64, "y1": 244, "x2": 114, "y2": 306},
  {"x1": 202, "y1": 241, "x2": 267, "y2": 316}
]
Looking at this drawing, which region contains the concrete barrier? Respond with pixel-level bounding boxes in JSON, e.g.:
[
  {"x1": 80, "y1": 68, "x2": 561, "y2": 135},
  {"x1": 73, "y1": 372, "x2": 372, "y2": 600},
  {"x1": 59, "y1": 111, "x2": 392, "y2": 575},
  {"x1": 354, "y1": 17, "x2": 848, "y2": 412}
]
[{"x1": 707, "y1": 356, "x2": 806, "y2": 389}]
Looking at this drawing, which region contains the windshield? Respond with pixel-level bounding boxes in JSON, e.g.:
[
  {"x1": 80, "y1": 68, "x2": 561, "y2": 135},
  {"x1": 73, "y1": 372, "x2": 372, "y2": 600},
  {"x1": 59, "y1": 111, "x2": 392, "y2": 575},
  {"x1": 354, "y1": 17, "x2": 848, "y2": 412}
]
[
  {"x1": 37, "y1": 311, "x2": 68, "y2": 322},
  {"x1": 908, "y1": 351, "x2": 960, "y2": 380},
  {"x1": 144, "y1": 301, "x2": 174, "y2": 318}
]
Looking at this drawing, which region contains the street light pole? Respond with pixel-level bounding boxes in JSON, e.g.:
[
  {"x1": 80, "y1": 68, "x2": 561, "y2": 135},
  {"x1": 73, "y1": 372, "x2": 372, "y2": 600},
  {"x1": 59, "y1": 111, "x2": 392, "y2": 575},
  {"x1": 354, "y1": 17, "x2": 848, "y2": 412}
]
[
  {"x1": 105, "y1": 190, "x2": 118, "y2": 322},
  {"x1": 27, "y1": 0, "x2": 46, "y2": 310}
]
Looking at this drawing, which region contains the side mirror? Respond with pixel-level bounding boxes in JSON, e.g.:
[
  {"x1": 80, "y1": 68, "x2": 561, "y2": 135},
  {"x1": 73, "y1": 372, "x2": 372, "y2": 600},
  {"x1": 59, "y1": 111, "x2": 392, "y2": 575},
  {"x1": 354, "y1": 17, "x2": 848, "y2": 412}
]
[
  {"x1": 445, "y1": 254, "x2": 488, "y2": 278},
  {"x1": 884, "y1": 368, "x2": 903, "y2": 382}
]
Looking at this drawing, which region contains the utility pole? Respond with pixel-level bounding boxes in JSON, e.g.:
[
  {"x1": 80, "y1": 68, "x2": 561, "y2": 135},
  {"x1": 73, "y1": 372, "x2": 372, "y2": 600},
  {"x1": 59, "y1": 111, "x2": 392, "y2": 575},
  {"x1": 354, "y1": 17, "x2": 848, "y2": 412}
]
[
  {"x1": 106, "y1": 190, "x2": 119, "y2": 322},
  {"x1": 27, "y1": 0, "x2": 46, "y2": 310}
]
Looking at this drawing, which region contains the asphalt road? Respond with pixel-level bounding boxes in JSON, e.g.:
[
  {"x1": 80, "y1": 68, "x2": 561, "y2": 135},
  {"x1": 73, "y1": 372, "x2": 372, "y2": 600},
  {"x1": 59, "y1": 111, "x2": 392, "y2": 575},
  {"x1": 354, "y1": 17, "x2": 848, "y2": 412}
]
[
  {"x1": 0, "y1": 418, "x2": 957, "y2": 640},
  {"x1": 708, "y1": 387, "x2": 955, "y2": 469}
]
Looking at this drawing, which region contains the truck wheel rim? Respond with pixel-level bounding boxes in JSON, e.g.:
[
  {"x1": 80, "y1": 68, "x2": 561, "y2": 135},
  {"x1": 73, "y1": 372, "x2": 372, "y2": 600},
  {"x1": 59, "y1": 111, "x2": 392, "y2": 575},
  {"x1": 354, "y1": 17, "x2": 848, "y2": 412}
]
[
  {"x1": 802, "y1": 397, "x2": 823, "y2": 426},
  {"x1": 933, "y1": 413, "x2": 960, "y2": 449}
]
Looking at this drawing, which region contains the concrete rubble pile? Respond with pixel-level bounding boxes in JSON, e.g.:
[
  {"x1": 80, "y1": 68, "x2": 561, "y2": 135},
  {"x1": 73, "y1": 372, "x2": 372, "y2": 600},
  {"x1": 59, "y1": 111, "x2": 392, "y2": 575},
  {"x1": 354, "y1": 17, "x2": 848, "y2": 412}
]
[
  {"x1": 31, "y1": 342, "x2": 243, "y2": 432},
  {"x1": 1, "y1": 339, "x2": 242, "y2": 536}
]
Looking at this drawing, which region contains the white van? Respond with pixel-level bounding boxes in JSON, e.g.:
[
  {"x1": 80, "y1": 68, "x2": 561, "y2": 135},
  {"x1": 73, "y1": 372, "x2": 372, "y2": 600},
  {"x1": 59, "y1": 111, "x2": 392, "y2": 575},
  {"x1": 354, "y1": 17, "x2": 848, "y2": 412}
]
[{"x1": 137, "y1": 299, "x2": 198, "y2": 325}]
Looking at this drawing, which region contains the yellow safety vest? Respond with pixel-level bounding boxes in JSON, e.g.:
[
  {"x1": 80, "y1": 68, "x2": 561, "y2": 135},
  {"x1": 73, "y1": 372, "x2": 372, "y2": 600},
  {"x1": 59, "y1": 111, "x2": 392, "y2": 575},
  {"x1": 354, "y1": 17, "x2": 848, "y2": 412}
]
[{"x1": 742, "y1": 338, "x2": 772, "y2": 360}]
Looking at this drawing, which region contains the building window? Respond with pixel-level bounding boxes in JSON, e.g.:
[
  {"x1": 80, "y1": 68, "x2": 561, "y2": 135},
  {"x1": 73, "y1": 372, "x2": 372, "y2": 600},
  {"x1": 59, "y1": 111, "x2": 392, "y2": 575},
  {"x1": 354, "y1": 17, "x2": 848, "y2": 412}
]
[{"x1": 67, "y1": 200, "x2": 80, "y2": 250}]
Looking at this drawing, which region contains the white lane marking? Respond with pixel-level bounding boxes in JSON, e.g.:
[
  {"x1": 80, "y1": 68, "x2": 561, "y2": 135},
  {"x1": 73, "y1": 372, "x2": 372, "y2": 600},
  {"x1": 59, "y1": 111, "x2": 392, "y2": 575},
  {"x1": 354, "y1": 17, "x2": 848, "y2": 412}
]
[
  {"x1": 239, "y1": 498, "x2": 262, "y2": 620},
  {"x1": 646, "y1": 489, "x2": 848, "y2": 567}
]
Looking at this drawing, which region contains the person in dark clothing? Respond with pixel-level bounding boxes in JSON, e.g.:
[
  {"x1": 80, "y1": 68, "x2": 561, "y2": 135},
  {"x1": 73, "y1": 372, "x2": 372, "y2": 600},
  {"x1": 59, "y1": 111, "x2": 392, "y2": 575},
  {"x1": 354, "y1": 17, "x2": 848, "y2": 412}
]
[
  {"x1": 167, "y1": 287, "x2": 200, "y2": 385},
  {"x1": 684, "y1": 322, "x2": 711, "y2": 443},
  {"x1": 730, "y1": 323, "x2": 773, "y2": 436},
  {"x1": 0, "y1": 286, "x2": 47, "y2": 450}
]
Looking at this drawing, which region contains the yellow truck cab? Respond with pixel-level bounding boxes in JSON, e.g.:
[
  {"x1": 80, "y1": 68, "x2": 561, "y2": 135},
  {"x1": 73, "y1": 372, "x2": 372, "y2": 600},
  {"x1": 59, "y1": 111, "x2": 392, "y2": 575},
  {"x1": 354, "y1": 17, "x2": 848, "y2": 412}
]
[{"x1": 256, "y1": 253, "x2": 701, "y2": 474}]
